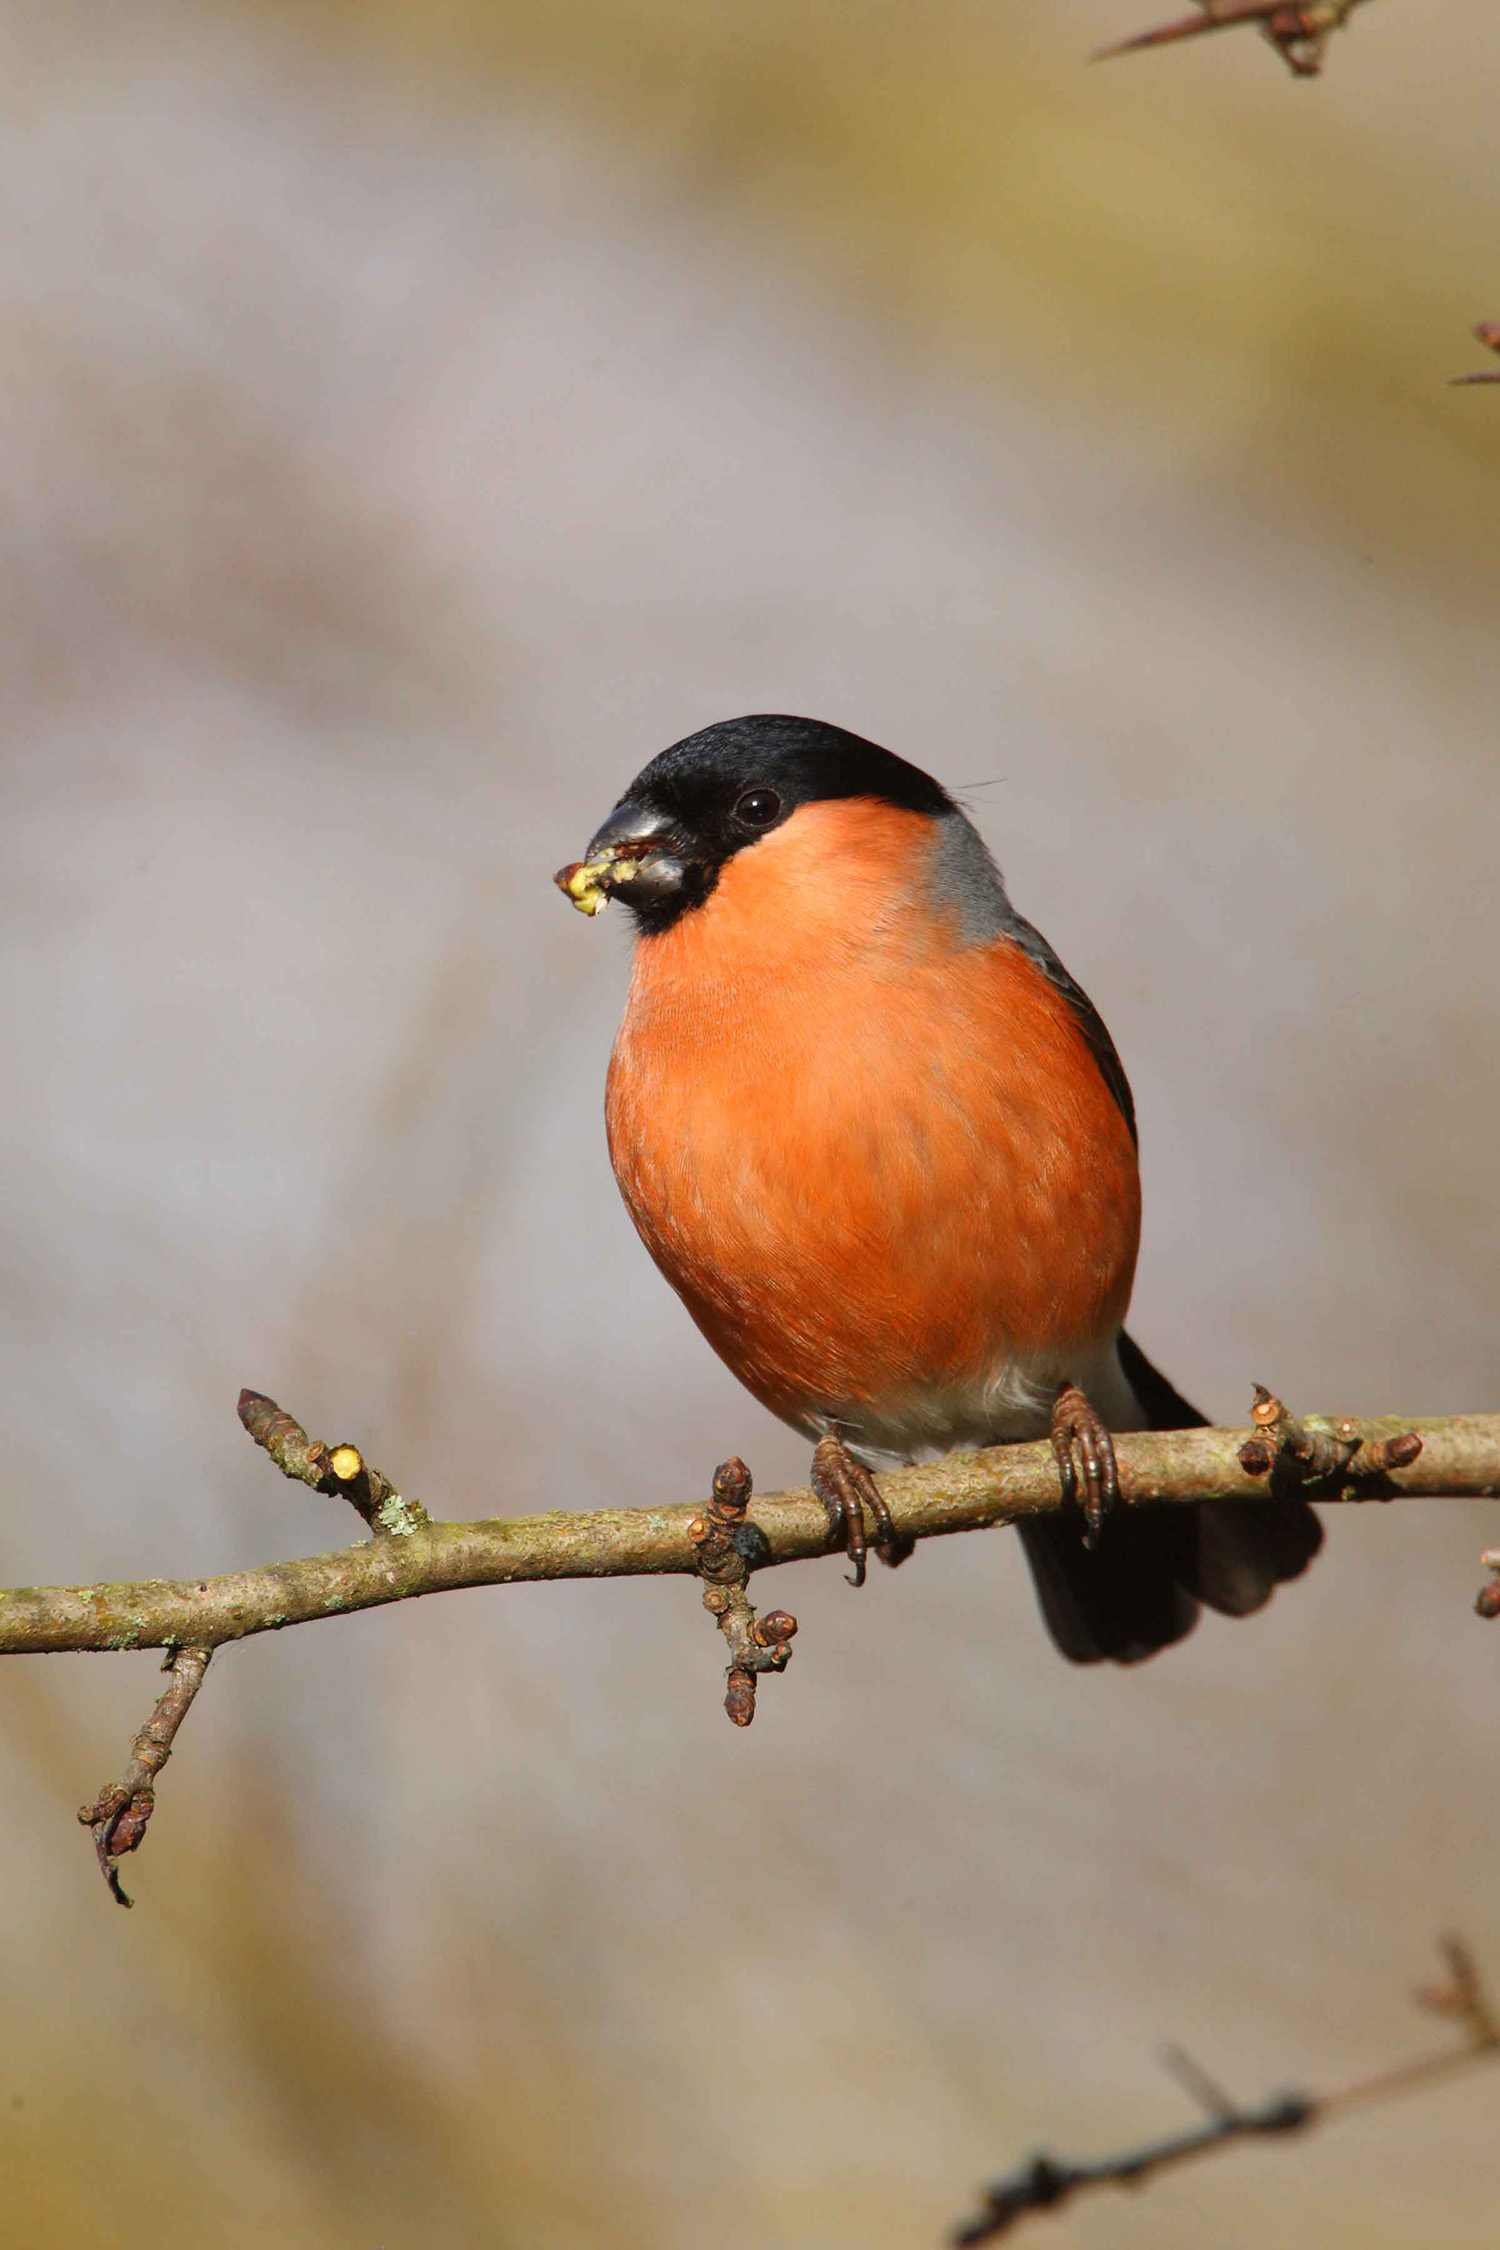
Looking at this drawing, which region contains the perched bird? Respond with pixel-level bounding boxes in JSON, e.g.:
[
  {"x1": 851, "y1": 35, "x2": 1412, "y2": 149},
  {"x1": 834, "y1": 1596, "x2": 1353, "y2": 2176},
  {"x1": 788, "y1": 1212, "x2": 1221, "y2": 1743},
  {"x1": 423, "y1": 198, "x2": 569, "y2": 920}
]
[{"x1": 556, "y1": 715, "x2": 1320, "y2": 1662}]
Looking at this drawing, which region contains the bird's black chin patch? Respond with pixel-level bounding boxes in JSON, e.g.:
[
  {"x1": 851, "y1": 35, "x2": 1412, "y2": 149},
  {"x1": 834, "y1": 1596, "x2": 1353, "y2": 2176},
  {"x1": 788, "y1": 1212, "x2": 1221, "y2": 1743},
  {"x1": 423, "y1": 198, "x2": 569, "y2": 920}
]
[{"x1": 621, "y1": 855, "x2": 716, "y2": 935}]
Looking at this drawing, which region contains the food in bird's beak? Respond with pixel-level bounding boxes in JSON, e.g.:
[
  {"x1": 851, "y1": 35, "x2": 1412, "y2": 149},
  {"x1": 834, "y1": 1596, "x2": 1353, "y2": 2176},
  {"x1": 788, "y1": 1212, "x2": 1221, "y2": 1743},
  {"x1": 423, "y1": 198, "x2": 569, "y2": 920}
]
[{"x1": 554, "y1": 847, "x2": 644, "y2": 916}]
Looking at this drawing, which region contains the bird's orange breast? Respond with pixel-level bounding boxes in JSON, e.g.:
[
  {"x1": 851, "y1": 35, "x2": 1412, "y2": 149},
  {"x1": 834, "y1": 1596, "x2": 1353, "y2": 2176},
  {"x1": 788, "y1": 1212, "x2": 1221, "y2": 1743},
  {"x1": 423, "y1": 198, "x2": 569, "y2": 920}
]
[{"x1": 604, "y1": 800, "x2": 1140, "y2": 1447}]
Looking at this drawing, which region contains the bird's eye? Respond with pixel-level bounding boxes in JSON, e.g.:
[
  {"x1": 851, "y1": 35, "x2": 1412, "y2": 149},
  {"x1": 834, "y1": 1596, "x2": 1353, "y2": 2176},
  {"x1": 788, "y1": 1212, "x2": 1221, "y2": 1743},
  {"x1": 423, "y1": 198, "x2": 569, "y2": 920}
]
[{"x1": 734, "y1": 788, "x2": 782, "y2": 830}]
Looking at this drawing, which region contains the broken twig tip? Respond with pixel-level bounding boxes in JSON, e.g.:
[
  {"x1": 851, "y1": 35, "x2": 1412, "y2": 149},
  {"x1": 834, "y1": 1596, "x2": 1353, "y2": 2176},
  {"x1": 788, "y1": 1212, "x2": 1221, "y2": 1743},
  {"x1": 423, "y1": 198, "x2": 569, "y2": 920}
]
[{"x1": 238, "y1": 1389, "x2": 426, "y2": 1535}]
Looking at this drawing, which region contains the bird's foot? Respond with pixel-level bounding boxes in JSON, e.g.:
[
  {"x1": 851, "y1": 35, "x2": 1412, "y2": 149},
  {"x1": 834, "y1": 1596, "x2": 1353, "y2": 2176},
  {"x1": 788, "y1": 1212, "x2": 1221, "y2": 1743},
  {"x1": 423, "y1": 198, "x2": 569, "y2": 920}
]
[
  {"x1": 810, "y1": 1435, "x2": 913, "y2": 1587},
  {"x1": 1050, "y1": 1382, "x2": 1120, "y2": 1551}
]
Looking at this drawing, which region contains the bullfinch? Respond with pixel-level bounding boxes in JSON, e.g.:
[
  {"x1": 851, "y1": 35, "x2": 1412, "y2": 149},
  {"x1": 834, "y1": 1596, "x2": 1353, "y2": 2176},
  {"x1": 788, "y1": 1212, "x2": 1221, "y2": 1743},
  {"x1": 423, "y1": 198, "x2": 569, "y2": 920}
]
[{"x1": 556, "y1": 714, "x2": 1320, "y2": 1662}]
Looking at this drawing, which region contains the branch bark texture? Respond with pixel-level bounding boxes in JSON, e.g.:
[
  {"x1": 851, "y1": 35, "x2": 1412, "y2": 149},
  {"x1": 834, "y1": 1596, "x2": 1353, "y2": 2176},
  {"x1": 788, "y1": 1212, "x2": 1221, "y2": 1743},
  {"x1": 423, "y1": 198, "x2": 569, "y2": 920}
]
[{"x1": 4, "y1": 1411, "x2": 1496, "y2": 1658}]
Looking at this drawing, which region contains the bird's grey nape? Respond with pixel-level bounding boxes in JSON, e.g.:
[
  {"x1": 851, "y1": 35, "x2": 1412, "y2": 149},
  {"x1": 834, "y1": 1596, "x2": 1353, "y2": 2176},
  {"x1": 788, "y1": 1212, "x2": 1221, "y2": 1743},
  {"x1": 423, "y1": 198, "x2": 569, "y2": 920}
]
[{"x1": 927, "y1": 809, "x2": 1013, "y2": 947}]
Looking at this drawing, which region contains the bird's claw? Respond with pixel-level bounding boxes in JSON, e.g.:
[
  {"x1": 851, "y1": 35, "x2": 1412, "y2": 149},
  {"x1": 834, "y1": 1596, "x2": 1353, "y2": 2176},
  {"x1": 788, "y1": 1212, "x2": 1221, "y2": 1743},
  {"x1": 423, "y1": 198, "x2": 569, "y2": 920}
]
[
  {"x1": 1051, "y1": 1382, "x2": 1120, "y2": 1549},
  {"x1": 811, "y1": 1435, "x2": 912, "y2": 1585}
]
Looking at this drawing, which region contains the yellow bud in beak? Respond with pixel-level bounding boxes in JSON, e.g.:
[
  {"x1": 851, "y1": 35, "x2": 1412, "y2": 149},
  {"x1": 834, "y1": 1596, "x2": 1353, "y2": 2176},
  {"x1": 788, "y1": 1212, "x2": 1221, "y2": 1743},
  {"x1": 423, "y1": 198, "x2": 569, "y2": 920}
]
[{"x1": 554, "y1": 848, "x2": 643, "y2": 916}]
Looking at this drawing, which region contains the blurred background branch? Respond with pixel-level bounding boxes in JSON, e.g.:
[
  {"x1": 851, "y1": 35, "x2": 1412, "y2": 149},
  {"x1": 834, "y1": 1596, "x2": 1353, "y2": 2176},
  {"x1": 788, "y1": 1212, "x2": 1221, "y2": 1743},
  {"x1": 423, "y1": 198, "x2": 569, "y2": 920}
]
[
  {"x1": 1450, "y1": 320, "x2": 1500, "y2": 387},
  {"x1": 952, "y1": 1937, "x2": 1500, "y2": 2243},
  {"x1": 1094, "y1": 0, "x2": 1373, "y2": 79}
]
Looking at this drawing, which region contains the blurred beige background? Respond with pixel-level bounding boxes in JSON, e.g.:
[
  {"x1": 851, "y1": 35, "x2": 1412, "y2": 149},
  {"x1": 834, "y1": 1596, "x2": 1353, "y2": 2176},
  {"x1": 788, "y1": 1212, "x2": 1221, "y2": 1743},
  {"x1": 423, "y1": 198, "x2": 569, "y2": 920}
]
[{"x1": 3, "y1": 0, "x2": 1499, "y2": 2242}]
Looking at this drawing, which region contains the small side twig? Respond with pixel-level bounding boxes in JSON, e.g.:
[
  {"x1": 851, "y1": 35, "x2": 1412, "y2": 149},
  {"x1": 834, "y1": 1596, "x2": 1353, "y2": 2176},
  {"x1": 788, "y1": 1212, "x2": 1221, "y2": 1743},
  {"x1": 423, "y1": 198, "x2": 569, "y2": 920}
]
[
  {"x1": 1094, "y1": 0, "x2": 1370, "y2": 78},
  {"x1": 1450, "y1": 321, "x2": 1500, "y2": 388},
  {"x1": 1237, "y1": 1385, "x2": 1421, "y2": 1492},
  {"x1": 77, "y1": 1647, "x2": 213, "y2": 1907},
  {"x1": 952, "y1": 1936, "x2": 1499, "y2": 2243},
  {"x1": 689, "y1": 1458, "x2": 798, "y2": 1726},
  {"x1": 238, "y1": 1388, "x2": 427, "y2": 1537}
]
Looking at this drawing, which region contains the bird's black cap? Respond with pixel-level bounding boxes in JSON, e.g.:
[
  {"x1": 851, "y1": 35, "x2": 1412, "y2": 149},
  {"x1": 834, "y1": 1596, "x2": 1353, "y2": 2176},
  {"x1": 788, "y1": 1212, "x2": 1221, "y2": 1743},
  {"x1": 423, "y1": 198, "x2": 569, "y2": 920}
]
[
  {"x1": 576, "y1": 714, "x2": 955, "y2": 934},
  {"x1": 626, "y1": 714, "x2": 953, "y2": 829}
]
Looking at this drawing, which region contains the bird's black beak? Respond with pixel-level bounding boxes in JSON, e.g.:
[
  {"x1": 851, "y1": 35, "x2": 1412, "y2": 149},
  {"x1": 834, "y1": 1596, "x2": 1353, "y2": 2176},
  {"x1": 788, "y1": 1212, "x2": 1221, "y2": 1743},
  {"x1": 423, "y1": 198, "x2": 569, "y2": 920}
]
[{"x1": 555, "y1": 800, "x2": 690, "y2": 917}]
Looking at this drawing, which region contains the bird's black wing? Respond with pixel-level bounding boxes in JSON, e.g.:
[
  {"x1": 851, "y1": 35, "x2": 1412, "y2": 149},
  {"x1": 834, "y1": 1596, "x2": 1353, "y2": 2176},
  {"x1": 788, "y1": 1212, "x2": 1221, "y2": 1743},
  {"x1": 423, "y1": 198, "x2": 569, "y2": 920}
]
[
  {"x1": 998, "y1": 908, "x2": 1138, "y2": 1147},
  {"x1": 988, "y1": 899, "x2": 1322, "y2": 1662}
]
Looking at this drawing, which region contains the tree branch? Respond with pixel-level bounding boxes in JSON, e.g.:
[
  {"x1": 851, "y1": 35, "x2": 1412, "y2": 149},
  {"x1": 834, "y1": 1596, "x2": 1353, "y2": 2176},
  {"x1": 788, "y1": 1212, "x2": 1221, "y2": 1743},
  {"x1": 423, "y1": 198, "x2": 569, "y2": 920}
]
[
  {"x1": 2, "y1": 1397, "x2": 1495, "y2": 1658},
  {"x1": 951, "y1": 1936, "x2": 1500, "y2": 2242},
  {"x1": 16, "y1": 1391, "x2": 1499, "y2": 1903}
]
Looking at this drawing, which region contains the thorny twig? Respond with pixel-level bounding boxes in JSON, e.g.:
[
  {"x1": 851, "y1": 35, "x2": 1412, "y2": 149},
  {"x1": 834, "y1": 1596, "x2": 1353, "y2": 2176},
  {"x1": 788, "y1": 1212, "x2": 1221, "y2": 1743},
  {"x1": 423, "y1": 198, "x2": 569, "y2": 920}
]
[
  {"x1": 1450, "y1": 321, "x2": 1500, "y2": 388},
  {"x1": 951, "y1": 1936, "x2": 1500, "y2": 2242},
  {"x1": 1094, "y1": 0, "x2": 1371, "y2": 78},
  {"x1": 690, "y1": 1458, "x2": 798, "y2": 1725},
  {"x1": 77, "y1": 1647, "x2": 213, "y2": 1907},
  {"x1": 238, "y1": 1388, "x2": 426, "y2": 1538}
]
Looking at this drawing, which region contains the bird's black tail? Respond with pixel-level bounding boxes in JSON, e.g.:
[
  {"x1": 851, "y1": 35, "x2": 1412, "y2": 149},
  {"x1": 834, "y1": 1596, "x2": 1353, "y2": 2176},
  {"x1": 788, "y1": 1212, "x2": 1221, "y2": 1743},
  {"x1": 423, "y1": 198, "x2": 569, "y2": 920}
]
[{"x1": 1017, "y1": 1332, "x2": 1323, "y2": 1665}]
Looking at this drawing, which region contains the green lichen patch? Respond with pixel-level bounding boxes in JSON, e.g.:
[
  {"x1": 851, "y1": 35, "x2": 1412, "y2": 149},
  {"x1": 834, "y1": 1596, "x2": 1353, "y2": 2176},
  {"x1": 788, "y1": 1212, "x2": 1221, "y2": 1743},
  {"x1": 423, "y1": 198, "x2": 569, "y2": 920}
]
[{"x1": 374, "y1": 1490, "x2": 425, "y2": 1538}]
